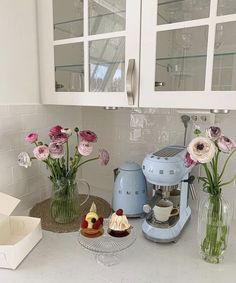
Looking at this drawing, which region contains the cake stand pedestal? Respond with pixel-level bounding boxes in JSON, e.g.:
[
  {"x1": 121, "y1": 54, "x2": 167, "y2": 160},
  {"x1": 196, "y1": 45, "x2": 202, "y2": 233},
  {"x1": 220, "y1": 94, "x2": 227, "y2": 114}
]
[{"x1": 78, "y1": 220, "x2": 136, "y2": 266}]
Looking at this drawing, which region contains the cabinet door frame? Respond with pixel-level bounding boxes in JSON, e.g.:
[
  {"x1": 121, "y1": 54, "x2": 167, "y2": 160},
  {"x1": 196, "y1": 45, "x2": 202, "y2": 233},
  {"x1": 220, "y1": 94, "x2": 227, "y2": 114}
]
[
  {"x1": 37, "y1": 0, "x2": 141, "y2": 107},
  {"x1": 140, "y1": 0, "x2": 236, "y2": 110}
]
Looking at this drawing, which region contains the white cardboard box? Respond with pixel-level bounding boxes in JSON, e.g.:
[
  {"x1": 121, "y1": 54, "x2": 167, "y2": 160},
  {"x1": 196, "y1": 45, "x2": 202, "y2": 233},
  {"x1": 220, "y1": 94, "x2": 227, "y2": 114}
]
[{"x1": 0, "y1": 192, "x2": 42, "y2": 269}]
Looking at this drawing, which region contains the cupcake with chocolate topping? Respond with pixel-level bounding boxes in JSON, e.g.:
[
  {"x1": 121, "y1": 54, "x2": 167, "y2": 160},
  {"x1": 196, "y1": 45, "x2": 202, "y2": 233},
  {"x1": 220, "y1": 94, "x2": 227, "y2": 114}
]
[
  {"x1": 108, "y1": 209, "x2": 131, "y2": 237},
  {"x1": 80, "y1": 202, "x2": 104, "y2": 238}
]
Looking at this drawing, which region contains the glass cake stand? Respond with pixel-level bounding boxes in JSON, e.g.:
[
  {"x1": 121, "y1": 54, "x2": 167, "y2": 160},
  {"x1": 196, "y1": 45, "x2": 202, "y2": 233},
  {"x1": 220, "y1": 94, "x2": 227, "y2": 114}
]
[{"x1": 78, "y1": 220, "x2": 136, "y2": 266}]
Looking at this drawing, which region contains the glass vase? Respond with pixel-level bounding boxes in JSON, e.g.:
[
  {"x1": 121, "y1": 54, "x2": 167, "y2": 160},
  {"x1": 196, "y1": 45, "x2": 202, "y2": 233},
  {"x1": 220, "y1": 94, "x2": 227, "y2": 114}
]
[
  {"x1": 198, "y1": 193, "x2": 232, "y2": 264},
  {"x1": 50, "y1": 178, "x2": 90, "y2": 224}
]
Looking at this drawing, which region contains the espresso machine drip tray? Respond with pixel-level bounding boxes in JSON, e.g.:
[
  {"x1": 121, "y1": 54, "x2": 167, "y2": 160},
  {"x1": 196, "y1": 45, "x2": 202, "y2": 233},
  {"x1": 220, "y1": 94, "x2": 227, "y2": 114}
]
[{"x1": 146, "y1": 211, "x2": 179, "y2": 229}]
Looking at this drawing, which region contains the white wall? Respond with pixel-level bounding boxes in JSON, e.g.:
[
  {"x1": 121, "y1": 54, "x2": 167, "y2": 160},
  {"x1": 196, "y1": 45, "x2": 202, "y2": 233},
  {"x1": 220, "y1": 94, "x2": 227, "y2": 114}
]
[{"x1": 0, "y1": 0, "x2": 39, "y2": 104}]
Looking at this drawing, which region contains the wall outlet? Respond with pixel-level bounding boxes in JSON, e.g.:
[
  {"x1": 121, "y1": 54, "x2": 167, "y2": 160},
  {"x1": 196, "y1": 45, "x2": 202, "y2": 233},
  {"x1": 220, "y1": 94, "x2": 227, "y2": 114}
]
[{"x1": 177, "y1": 110, "x2": 215, "y2": 125}]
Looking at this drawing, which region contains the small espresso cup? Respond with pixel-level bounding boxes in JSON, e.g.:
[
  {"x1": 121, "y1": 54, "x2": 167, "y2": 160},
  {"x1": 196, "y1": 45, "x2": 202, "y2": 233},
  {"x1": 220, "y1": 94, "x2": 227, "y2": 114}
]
[{"x1": 153, "y1": 199, "x2": 179, "y2": 222}]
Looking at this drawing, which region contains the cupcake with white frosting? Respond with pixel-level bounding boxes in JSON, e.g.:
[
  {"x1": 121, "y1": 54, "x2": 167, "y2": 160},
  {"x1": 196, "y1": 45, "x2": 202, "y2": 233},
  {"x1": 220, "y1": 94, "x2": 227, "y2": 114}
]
[{"x1": 108, "y1": 209, "x2": 131, "y2": 237}]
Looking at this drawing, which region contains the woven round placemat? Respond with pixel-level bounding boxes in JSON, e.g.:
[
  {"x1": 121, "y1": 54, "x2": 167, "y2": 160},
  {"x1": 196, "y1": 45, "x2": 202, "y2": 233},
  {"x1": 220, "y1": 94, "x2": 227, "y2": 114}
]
[{"x1": 29, "y1": 194, "x2": 111, "y2": 233}]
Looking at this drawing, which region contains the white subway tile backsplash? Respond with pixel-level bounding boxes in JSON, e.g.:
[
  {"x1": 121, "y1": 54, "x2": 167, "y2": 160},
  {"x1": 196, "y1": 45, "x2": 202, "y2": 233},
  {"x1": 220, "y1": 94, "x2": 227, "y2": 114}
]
[
  {"x1": 0, "y1": 166, "x2": 13, "y2": 188},
  {"x1": 81, "y1": 107, "x2": 236, "y2": 219},
  {"x1": 0, "y1": 105, "x2": 236, "y2": 218},
  {"x1": 12, "y1": 163, "x2": 40, "y2": 183},
  {"x1": 0, "y1": 105, "x2": 9, "y2": 117}
]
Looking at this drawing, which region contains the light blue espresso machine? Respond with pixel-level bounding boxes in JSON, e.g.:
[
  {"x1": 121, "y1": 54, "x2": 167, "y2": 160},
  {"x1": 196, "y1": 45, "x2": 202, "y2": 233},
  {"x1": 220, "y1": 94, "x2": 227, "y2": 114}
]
[{"x1": 142, "y1": 145, "x2": 196, "y2": 243}]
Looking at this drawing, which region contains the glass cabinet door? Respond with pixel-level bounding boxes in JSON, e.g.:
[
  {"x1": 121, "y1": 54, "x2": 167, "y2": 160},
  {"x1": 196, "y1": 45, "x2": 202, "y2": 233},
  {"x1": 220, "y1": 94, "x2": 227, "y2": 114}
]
[
  {"x1": 217, "y1": 0, "x2": 236, "y2": 16},
  {"x1": 212, "y1": 21, "x2": 236, "y2": 91},
  {"x1": 155, "y1": 26, "x2": 208, "y2": 91},
  {"x1": 140, "y1": 0, "x2": 236, "y2": 109},
  {"x1": 53, "y1": 0, "x2": 84, "y2": 40},
  {"x1": 88, "y1": 0, "x2": 126, "y2": 92},
  {"x1": 155, "y1": 0, "x2": 209, "y2": 92},
  {"x1": 157, "y1": 0, "x2": 210, "y2": 25},
  {"x1": 46, "y1": 0, "x2": 140, "y2": 108}
]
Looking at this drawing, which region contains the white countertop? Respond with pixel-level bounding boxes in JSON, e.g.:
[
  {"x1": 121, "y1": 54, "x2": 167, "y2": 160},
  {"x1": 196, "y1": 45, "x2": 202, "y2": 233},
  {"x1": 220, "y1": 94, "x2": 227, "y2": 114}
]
[{"x1": 0, "y1": 212, "x2": 236, "y2": 283}]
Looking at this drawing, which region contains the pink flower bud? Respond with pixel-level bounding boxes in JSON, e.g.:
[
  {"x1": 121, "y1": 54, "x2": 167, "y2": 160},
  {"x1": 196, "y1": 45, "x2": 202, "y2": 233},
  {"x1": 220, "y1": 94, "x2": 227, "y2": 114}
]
[
  {"x1": 217, "y1": 136, "x2": 236, "y2": 153},
  {"x1": 98, "y1": 149, "x2": 109, "y2": 166},
  {"x1": 33, "y1": 145, "x2": 49, "y2": 161},
  {"x1": 79, "y1": 130, "x2": 97, "y2": 143},
  {"x1": 25, "y1": 133, "x2": 38, "y2": 144},
  {"x1": 49, "y1": 142, "x2": 65, "y2": 159},
  {"x1": 78, "y1": 141, "x2": 93, "y2": 156}
]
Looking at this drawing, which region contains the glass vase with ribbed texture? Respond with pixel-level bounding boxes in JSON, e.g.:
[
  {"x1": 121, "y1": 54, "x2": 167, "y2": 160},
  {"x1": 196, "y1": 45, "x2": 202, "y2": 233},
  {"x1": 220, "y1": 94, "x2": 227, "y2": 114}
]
[
  {"x1": 50, "y1": 178, "x2": 80, "y2": 224},
  {"x1": 198, "y1": 193, "x2": 232, "y2": 264}
]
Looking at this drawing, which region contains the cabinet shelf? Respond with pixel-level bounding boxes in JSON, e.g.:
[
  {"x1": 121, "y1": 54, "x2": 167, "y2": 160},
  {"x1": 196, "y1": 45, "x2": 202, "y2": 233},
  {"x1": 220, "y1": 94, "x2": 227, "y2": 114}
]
[
  {"x1": 158, "y1": 0, "x2": 184, "y2": 6},
  {"x1": 156, "y1": 54, "x2": 206, "y2": 61},
  {"x1": 54, "y1": 10, "x2": 126, "y2": 28},
  {"x1": 156, "y1": 52, "x2": 236, "y2": 62},
  {"x1": 55, "y1": 60, "x2": 125, "y2": 73},
  {"x1": 55, "y1": 65, "x2": 84, "y2": 73}
]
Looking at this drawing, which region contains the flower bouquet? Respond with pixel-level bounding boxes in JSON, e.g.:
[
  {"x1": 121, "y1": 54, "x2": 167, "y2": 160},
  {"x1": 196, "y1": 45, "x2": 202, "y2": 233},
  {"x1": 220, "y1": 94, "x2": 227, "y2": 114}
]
[
  {"x1": 18, "y1": 126, "x2": 109, "y2": 224},
  {"x1": 185, "y1": 126, "x2": 236, "y2": 263}
]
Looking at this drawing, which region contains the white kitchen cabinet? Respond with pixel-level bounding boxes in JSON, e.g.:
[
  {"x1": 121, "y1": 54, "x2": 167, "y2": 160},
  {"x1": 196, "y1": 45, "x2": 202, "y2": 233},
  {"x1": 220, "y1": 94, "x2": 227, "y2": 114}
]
[
  {"x1": 38, "y1": 0, "x2": 236, "y2": 110},
  {"x1": 140, "y1": 0, "x2": 236, "y2": 110},
  {"x1": 37, "y1": 0, "x2": 141, "y2": 107}
]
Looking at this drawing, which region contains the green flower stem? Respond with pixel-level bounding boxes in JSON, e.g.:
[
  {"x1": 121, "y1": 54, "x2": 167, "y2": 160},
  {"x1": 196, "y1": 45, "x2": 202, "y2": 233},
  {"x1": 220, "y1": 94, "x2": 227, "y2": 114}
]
[
  {"x1": 203, "y1": 164, "x2": 214, "y2": 194},
  {"x1": 77, "y1": 156, "x2": 99, "y2": 168},
  {"x1": 219, "y1": 149, "x2": 236, "y2": 180},
  {"x1": 66, "y1": 141, "x2": 69, "y2": 172},
  {"x1": 220, "y1": 173, "x2": 236, "y2": 187},
  {"x1": 44, "y1": 159, "x2": 57, "y2": 181},
  {"x1": 201, "y1": 195, "x2": 228, "y2": 263}
]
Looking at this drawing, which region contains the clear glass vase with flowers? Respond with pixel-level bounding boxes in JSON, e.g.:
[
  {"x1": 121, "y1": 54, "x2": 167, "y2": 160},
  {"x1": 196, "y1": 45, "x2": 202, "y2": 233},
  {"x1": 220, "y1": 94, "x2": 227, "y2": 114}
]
[
  {"x1": 185, "y1": 126, "x2": 236, "y2": 263},
  {"x1": 18, "y1": 126, "x2": 109, "y2": 224}
]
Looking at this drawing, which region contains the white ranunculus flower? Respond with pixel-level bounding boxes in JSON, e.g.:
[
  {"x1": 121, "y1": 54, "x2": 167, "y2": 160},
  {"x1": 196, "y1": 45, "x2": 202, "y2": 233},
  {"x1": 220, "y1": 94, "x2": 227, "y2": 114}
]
[
  {"x1": 17, "y1": 152, "x2": 32, "y2": 168},
  {"x1": 187, "y1": 137, "x2": 216, "y2": 164}
]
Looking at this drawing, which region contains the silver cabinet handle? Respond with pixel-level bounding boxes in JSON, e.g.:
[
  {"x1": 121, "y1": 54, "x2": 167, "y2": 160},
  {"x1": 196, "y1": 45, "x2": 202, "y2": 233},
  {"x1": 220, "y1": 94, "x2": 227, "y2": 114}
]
[
  {"x1": 126, "y1": 59, "x2": 135, "y2": 105},
  {"x1": 155, "y1": 81, "x2": 165, "y2": 87}
]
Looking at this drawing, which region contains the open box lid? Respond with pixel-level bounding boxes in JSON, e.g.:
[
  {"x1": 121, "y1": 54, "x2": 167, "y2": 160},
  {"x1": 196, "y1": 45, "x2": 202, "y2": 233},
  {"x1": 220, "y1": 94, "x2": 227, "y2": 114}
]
[{"x1": 0, "y1": 192, "x2": 20, "y2": 216}]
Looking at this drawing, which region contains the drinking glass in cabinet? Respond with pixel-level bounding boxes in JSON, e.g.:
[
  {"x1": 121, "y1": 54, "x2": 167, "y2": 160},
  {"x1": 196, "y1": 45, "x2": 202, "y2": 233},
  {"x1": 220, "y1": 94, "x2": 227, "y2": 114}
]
[
  {"x1": 88, "y1": 0, "x2": 126, "y2": 35},
  {"x1": 212, "y1": 22, "x2": 236, "y2": 91},
  {"x1": 157, "y1": 0, "x2": 210, "y2": 25},
  {"x1": 89, "y1": 37, "x2": 125, "y2": 92},
  {"x1": 53, "y1": 0, "x2": 84, "y2": 40},
  {"x1": 54, "y1": 43, "x2": 84, "y2": 92},
  {"x1": 155, "y1": 26, "x2": 208, "y2": 91}
]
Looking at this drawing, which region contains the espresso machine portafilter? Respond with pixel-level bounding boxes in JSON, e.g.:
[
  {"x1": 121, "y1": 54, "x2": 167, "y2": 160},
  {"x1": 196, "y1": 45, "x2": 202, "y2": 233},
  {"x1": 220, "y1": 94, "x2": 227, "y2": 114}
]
[{"x1": 142, "y1": 145, "x2": 196, "y2": 243}]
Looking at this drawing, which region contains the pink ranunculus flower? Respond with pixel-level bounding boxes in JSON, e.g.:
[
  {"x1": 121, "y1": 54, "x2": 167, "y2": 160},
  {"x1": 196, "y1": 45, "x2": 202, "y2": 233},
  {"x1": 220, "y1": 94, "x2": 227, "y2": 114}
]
[
  {"x1": 33, "y1": 145, "x2": 49, "y2": 161},
  {"x1": 61, "y1": 128, "x2": 72, "y2": 137},
  {"x1": 217, "y1": 136, "x2": 236, "y2": 153},
  {"x1": 78, "y1": 141, "x2": 93, "y2": 156},
  {"x1": 49, "y1": 125, "x2": 63, "y2": 139},
  {"x1": 53, "y1": 133, "x2": 69, "y2": 145},
  {"x1": 25, "y1": 133, "x2": 38, "y2": 144},
  {"x1": 98, "y1": 149, "x2": 109, "y2": 166},
  {"x1": 184, "y1": 152, "x2": 197, "y2": 168},
  {"x1": 49, "y1": 142, "x2": 65, "y2": 159},
  {"x1": 79, "y1": 130, "x2": 97, "y2": 143},
  {"x1": 187, "y1": 137, "x2": 216, "y2": 164},
  {"x1": 17, "y1": 152, "x2": 32, "y2": 168},
  {"x1": 206, "y1": 126, "x2": 222, "y2": 141}
]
